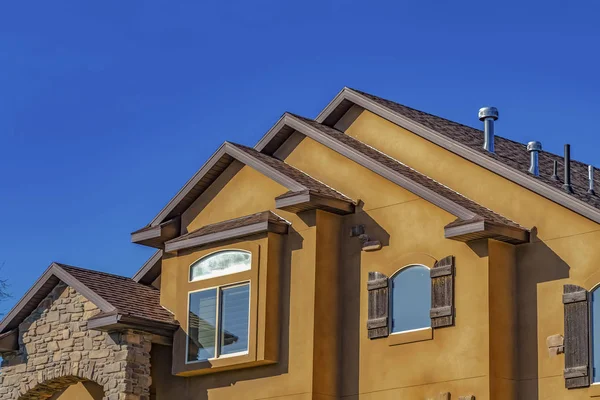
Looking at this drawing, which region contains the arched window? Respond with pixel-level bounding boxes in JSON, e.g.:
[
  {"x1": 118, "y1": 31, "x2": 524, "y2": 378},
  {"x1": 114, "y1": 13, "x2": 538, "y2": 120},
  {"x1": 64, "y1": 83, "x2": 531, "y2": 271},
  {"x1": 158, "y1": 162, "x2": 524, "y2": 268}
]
[
  {"x1": 187, "y1": 250, "x2": 251, "y2": 363},
  {"x1": 390, "y1": 265, "x2": 431, "y2": 333},
  {"x1": 190, "y1": 250, "x2": 251, "y2": 281},
  {"x1": 592, "y1": 287, "x2": 600, "y2": 382}
]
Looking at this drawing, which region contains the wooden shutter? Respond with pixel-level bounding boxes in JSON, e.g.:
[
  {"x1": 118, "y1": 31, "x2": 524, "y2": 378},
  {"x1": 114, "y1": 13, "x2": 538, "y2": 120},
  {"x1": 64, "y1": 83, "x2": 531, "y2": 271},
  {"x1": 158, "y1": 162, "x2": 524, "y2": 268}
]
[
  {"x1": 367, "y1": 271, "x2": 389, "y2": 339},
  {"x1": 430, "y1": 255, "x2": 455, "y2": 328},
  {"x1": 563, "y1": 284, "x2": 590, "y2": 389}
]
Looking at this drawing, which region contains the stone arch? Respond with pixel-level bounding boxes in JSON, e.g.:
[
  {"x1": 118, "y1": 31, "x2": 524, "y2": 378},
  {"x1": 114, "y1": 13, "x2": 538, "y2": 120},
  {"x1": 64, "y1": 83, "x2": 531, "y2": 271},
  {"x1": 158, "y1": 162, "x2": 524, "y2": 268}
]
[
  {"x1": 0, "y1": 283, "x2": 153, "y2": 400},
  {"x1": 18, "y1": 374, "x2": 104, "y2": 400}
]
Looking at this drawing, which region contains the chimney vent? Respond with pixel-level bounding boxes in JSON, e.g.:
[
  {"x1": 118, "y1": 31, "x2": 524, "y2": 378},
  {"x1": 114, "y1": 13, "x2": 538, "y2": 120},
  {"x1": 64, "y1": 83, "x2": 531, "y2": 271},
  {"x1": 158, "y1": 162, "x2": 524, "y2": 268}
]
[
  {"x1": 527, "y1": 141, "x2": 542, "y2": 176},
  {"x1": 563, "y1": 144, "x2": 573, "y2": 193},
  {"x1": 589, "y1": 165, "x2": 595, "y2": 195},
  {"x1": 478, "y1": 107, "x2": 498, "y2": 153}
]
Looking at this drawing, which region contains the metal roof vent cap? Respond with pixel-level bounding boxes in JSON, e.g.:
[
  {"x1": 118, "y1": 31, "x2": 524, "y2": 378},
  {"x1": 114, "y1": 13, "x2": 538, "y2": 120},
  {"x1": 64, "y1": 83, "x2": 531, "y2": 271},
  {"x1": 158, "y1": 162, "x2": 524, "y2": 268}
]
[
  {"x1": 527, "y1": 141, "x2": 542, "y2": 176},
  {"x1": 478, "y1": 107, "x2": 499, "y2": 153}
]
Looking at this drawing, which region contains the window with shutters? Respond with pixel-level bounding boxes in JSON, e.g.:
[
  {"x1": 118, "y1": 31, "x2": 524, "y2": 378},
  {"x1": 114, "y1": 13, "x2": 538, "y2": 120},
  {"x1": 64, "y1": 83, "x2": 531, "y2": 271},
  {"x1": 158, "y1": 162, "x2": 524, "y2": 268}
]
[
  {"x1": 367, "y1": 255, "x2": 454, "y2": 345},
  {"x1": 390, "y1": 265, "x2": 431, "y2": 334},
  {"x1": 172, "y1": 241, "x2": 282, "y2": 376}
]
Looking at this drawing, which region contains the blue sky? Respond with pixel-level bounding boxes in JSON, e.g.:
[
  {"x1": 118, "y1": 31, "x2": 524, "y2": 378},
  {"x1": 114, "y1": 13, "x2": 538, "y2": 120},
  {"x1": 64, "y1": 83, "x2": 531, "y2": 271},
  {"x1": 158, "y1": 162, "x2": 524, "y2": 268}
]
[{"x1": 1, "y1": 1, "x2": 599, "y2": 313}]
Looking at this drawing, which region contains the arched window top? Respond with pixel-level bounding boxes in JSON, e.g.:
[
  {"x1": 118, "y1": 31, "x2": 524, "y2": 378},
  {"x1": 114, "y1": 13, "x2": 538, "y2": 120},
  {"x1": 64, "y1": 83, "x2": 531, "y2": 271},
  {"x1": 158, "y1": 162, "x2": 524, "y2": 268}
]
[
  {"x1": 390, "y1": 264, "x2": 431, "y2": 334},
  {"x1": 190, "y1": 250, "x2": 251, "y2": 282}
]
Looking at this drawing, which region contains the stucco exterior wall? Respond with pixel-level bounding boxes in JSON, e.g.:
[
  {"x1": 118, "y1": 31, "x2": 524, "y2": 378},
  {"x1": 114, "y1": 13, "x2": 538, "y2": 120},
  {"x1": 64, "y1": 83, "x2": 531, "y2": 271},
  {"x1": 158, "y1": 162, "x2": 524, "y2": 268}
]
[
  {"x1": 152, "y1": 109, "x2": 600, "y2": 399},
  {"x1": 341, "y1": 110, "x2": 600, "y2": 399}
]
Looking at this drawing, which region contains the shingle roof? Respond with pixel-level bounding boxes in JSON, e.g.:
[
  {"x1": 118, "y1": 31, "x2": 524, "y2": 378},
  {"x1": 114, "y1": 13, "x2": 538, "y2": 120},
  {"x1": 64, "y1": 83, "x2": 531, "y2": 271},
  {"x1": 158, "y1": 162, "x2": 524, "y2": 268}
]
[
  {"x1": 351, "y1": 88, "x2": 600, "y2": 210},
  {"x1": 166, "y1": 211, "x2": 289, "y2": 245},
  {"x1": 57, "y1": 264, "x2": 176, "y2": 325},
  {"x1": 293, "y1": 114, "x2": 523, "y2": 229},
  {"x1": 229, "y1": 142, "x2": 352, "y2": 203}
]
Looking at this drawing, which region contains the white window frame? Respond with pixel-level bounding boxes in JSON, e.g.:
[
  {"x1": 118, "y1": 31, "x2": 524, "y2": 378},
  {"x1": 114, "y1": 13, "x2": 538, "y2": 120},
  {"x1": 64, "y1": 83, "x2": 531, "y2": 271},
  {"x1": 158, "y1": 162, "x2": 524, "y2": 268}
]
[
  {"x1": 186, "y1": 281, "x2": 251, "y2": 364},
  {"x1": 389, "y1": 264, "x2": 431, "y2": 335},
  {"x1": 189, "y1": 249, "x2": 251, "y2": 282}
]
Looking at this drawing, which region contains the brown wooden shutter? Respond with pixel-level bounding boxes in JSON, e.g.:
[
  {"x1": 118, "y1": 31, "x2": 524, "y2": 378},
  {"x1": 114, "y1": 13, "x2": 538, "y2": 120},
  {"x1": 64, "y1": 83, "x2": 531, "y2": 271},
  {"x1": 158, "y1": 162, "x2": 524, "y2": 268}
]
[
  {"x1": 367, "y1": 271, "x2": 389, "y2": 339},
  {"x1": 430, "y1": 255, "x2": 455, "y2": 328},
  {"x1": 563, "y1": 284, "x2": 590, "y2": 389}
]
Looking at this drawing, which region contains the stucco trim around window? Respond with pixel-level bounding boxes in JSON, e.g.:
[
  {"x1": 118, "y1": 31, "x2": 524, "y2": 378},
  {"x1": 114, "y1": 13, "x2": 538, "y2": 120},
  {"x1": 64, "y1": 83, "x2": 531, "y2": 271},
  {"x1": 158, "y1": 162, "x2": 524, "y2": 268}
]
[
  {"x1": 171, "y1": 235, "x2": 283, "y2": 376},
  {"x1": 388, "y1": 327, "x2": 433, "y2": 346}
]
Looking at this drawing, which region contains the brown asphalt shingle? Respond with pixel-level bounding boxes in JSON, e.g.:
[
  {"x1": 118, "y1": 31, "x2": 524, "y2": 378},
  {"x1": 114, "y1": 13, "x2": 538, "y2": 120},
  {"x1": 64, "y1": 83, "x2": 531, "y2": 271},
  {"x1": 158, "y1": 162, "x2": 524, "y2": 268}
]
[
  {"x1": 57, "y1": 263, "x2": 176, "y2": 325},
  {"x1": 229, "y1": 142, "x2": 352, "y2": 203},
  {"x1": 294, "y1": 115, "x2": 522, "y2": 228},
  {"x1": 167, "y1": 211, "x2": 289, "y2": 244},
  {"x1": 351, "y1": 88, "x2": 600, "y2": 210}
]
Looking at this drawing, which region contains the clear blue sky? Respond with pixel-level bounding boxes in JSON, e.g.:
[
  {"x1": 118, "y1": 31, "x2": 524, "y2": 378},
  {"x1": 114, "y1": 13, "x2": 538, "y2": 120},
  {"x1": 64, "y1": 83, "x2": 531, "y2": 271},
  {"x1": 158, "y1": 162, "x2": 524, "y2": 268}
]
[{"x1": 1, "y1": 1, "x2": 599, "y2": 313}]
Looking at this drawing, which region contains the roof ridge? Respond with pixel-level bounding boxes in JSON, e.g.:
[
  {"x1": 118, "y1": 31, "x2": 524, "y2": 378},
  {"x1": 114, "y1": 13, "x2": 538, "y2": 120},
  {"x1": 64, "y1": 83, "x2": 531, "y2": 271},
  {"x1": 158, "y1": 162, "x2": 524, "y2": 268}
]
[
  {"x1": 55, "y1": 263, "x2": 143, "y2": 284},
  {"x1": 348, "y1": 88, "x2": 594, "y2": 171}
]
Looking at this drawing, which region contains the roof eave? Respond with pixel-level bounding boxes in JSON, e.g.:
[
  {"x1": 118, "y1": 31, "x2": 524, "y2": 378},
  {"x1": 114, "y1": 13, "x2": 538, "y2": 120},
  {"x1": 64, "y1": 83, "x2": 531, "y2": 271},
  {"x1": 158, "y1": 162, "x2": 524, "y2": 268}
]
[
  {"x1": 132, "y1": 250, "x2": 163, "y2": 284},
  {"x1": 0, "y1": 263, "x2": 116, "y2": 334},
  {"x1": 444, "y1": 219, "x2": 530, "y2": 245},
  {"x1": 87, "y1": 312, "x2": 178, "y2": 340},
  {"x1": 131, "y1": 217, "x2": 181, "y2": 248},
  {"x1": 275, "y1": 191, "x2": 355, "y2": 215},
  {"x1": 0, "y1": 329, "x2": 18, "y2": 352},
  {"x1": 164, "y1": 219, "x2": 289, "y2": 254}
]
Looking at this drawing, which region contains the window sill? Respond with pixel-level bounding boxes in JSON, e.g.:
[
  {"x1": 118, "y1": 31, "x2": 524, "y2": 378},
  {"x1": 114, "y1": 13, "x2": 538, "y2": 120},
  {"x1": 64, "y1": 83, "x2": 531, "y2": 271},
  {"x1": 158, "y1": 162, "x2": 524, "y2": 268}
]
[
  {"x1": 175, "y1": 352, "x2": 275, "y2": 377},
  {"x1": 388, "y1": 327, "x2": 432, "y2": 346},
  {"x1": 589, "y1": 383, "x2": 600, "y2": 397}
]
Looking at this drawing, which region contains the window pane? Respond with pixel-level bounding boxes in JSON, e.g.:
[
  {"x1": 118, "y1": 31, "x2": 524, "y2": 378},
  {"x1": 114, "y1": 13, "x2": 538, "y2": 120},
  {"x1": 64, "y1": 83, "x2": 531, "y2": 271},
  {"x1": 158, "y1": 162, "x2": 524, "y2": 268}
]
[
  {"x1": 190, "y1": 251, "x2": 251, "y2": 281},
  {"x1": 187, "y1": 289, "x2": 217, "y2": 362},
  {"x1": 220, "y1": 284, "x2": 250, "y2": 356},
  {"x1": 391, "y1": 265, "x2": 431, "y2": 333},
  {"x1": 593, "y1": 289, "x2": 600, "y2": 382}
]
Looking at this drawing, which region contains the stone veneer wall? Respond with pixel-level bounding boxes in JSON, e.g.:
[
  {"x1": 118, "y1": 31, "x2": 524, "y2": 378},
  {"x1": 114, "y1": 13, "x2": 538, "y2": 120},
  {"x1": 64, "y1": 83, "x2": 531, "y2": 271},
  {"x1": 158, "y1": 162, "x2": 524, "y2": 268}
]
[{"x1": 0, "y1": 283, "x2": 153, "y2": 400}]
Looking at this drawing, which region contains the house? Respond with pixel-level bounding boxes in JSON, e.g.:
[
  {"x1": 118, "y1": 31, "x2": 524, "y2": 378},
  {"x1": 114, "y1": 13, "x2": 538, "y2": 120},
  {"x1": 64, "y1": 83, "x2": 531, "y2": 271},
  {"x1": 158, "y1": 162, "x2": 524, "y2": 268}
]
[{"x1": 0, "y1": 88, "x2": 599, "y2": 400}]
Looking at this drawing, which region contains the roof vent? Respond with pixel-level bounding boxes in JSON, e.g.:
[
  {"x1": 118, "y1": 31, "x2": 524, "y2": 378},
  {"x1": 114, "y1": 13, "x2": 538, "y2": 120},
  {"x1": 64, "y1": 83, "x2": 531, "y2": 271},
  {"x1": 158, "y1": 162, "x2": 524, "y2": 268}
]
[
  {"x1": 527, "y1": 141, "x2": 542, "y2": 176},
  {"x1": 589, "y1": 165, "x2": 595, "y2": 195},
  {"x1": 551, "y1": 160, "x2": 559, "y2": 181},
  {"x1": 478, "y1": 107, "x2": 498, "y2": 153},
  {"x1": 563, "y1": 144, "x2": 573, "y2": 193}
]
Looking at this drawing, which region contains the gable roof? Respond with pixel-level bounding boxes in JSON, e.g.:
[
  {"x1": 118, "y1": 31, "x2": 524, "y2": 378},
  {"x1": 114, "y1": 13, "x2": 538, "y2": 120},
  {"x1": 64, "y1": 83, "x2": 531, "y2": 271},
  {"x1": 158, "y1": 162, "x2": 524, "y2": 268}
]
[
  {"x1": 311, "y1": 87, "x2": 600, "y2": 223},
  {"x1": 141, "y1": 141, "x2": 353, "y2": 230},
  {"x1": 0, "y1": 263, "x2": 176, "y2": 334}
]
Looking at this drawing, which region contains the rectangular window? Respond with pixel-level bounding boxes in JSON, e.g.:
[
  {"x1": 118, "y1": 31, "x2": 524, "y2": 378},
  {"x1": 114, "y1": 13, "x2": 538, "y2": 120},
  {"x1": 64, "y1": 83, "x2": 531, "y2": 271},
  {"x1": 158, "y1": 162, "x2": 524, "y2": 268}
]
[{"x1": 187, "y1": 283, "x2": 250, "y2": 363}]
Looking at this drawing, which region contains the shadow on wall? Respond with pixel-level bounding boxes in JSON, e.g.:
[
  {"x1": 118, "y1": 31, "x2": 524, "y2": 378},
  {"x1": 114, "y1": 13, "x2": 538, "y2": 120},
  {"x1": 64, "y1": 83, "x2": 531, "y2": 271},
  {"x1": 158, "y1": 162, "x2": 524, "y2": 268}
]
[
  {"x1": 516, "y1": 231, "x2": 570, "y2": 400},
  {"x1": 150, "y1": 228, "x2": 301, "y2": 399},
  {"x1": 339, "y1": 208, "x2": 390, "y2": 398}
]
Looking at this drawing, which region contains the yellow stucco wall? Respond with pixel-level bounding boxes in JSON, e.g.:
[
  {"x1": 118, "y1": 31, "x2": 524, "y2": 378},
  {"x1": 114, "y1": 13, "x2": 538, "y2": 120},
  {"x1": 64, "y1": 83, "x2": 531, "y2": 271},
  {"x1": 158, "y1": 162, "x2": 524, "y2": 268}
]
[
  {"x1": 53, "y1": 382, "x2": 103, "y2": 400},
  {"x1": 155, "y1": 108, "x2": 600, "y2": 399},
  {"x1": 158, "y1": 167, "x2": 328, "y2": 399},
  {"x1": 341, "y1": 110, "x2": 600, "y2": 399}
]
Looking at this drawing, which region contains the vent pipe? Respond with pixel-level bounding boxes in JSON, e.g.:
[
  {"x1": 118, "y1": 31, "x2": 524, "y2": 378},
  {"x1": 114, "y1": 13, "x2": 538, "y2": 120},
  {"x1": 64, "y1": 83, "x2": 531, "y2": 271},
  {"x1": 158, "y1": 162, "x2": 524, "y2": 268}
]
[
  {"x1": 563, "y1": 144, "x2": 573, "y2": 193},
  {"x1": 551, "y1": 160, "x2": 559, "y2": 181},
  {"x1": 527, "y1": 141, "x2": 542, "y2": 176},
  {"x1": 478, "y1": 107, "x2": 498, "y2": 153},
  {"x1": 589, "y1": 165, "x2": 595, "y2": 195}
]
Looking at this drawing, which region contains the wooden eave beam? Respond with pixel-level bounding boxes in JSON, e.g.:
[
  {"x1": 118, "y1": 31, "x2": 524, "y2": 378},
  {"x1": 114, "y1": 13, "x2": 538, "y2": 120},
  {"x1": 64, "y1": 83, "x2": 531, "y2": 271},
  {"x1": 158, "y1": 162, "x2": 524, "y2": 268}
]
[
  {"x1": 0, "y1": 330, "x2": 18, "y2": 352},
  {"x1": 275, "y1": 191, "x2": 355, "y2": 215},
  {"x1": 444, "y1": 219, "x2": 530, "y2": 245},
  {"x1": 87, "y1": 313, "x2": 178, "y2": 340},
  {"x1": 131, "y1": 217, "x2": 181, "y2": 248}
]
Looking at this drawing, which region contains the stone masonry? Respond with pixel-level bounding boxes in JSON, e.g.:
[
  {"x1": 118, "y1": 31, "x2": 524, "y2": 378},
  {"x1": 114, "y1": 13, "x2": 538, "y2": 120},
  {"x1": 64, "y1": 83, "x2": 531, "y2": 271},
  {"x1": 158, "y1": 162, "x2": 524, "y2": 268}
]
[{"x1": 0, "y1": 282, "x2": 153, "y2": 400}]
